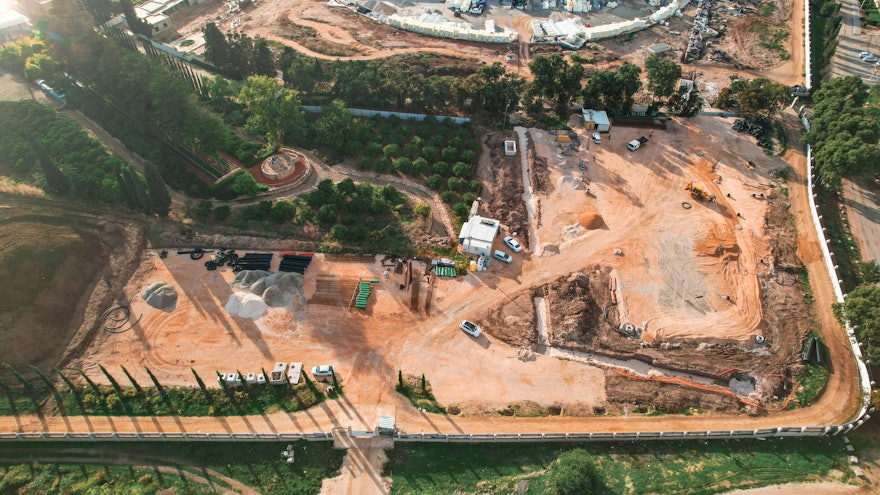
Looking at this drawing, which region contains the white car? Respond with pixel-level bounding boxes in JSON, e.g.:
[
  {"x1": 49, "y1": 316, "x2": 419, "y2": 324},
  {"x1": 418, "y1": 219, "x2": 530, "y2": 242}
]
[
  {"x1": 865, "y1": 55, "x2": 878, "y2": 64},
  {"x1": 591, "y1": 132, "x2": 602, "y2": 144},
  {"x1": 503, "y1": 236, "x2": 523, "y2": 252},
  {"x1": 493, "y1": 249, "x2": 513, "y2": 264},
  {"x1": 860, "y1": 51, "x2": 871, "y2": 60},
  {"x1": 311, "y1": 365, "x2": 334, "y2": 380},
  {"x1": 459, "y1": 320, "x2": 482, "y2": 337}
]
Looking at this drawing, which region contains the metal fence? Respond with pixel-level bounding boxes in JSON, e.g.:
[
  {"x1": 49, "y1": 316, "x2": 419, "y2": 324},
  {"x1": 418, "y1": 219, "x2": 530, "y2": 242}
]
[
  {"x1": 0, "y1": 431, "x2": 333, "y2": 442},
  {"x1": 301, "y1": 106, "x2": 470, "y2": 124}
]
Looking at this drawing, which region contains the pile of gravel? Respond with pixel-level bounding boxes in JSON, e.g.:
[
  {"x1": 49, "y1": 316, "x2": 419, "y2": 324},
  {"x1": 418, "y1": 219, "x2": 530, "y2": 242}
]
[
  {"x1": 141, "y1": 281, "x2": 178, "y2": 310},
  {"x1": 225, "y1": 270, "x2": 307, "y2": 319},
  {"x1": 225, "y1": 292, "x2": 268, "y2": 319}
]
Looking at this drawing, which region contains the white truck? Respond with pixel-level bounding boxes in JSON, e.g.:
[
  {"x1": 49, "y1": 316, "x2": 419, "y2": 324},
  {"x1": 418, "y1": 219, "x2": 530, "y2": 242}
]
[{"x1": 627, "y1": 136, "x2": 649, "y2": 151}]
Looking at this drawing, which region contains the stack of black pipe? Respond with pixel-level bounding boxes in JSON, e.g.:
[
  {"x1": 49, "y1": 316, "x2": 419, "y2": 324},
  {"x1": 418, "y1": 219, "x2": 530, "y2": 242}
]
[
  {"x1": 279, "y1": 253, "x2": 313, "y2": 274},
  {"x1": 802, "y1": 337, "x2": 823, "y2": 365},
  {"x1": 233, "y1": 252, "x2": 273, "y2": 272}
]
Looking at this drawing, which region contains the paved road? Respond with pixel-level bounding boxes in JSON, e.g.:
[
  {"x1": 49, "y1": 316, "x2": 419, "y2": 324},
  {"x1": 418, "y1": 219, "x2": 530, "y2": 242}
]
[
  {"x1": 844, "y1": 179, "x2": 880, "y2": 262},
  {"x1": 828, "y1": 0, "x2": 880, "y2": 83}
]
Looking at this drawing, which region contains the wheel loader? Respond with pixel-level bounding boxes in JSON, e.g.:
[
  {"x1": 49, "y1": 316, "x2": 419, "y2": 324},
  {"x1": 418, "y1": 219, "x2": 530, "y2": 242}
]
[{"x1": 685, "y1": 181, "x2": 716, "y2": 203}]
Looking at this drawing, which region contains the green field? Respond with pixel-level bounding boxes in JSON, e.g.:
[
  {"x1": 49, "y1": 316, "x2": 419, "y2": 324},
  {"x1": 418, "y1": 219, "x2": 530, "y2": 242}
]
[
  {"x1": 0, "y1": 440, "x2": 345, "y2": 495},
  {"x1": 386, "y1": 437, "x2": 852, "y2": 495}
]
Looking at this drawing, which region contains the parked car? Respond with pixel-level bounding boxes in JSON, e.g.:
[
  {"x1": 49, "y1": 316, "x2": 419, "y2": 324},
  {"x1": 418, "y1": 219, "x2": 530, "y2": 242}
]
[
  {"x1": 493, "y1": 249, "x2": 513, "y2": 264},
  {"x1": 860, "y1": 51, "x2": 873, "y2": 60},
  {"x1": 591, "y1": 132, "x2": 602, "y2": 144},
  {"x1": 459, "y1": 320, "x2": 482, "y2": 337},
  {"x1": 865, "y1": 55, "x2": 878, "y2": 64},
  {"x1": 311, "y1": 365, "x2": 334, "y2": 380},
  {"x1": 503, "y1": 236, "x2": 523, "y2": 252}
]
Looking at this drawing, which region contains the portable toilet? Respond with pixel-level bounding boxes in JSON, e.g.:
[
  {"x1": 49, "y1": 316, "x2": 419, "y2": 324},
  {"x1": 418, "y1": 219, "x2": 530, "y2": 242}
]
[{"x1": 270, "y1": 362, "x2": 288, "y2": 384}]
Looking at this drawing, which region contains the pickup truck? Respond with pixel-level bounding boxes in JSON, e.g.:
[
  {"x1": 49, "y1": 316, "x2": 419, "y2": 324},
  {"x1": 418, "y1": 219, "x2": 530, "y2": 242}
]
[{"x1": 627, "y1": 136, "x2": 649, "y2": 151}]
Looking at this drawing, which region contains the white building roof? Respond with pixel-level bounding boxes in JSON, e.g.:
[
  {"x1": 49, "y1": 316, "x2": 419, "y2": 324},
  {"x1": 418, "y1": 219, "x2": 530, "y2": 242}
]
[
  {"x1": 0, "y1": 10, "x2": 29, "y2": 31},
  {"x1": 582, "y1": 109, "x2": 610, "y2": 126},
  {"x1": 459, "y1": 215, "x2": 499, "y2": 243}
]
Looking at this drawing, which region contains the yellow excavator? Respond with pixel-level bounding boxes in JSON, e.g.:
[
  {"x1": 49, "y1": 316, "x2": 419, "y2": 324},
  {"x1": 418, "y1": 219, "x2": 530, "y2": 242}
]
[{"x1": 685, "y1": 181, "x2": 716, "y2": 203}]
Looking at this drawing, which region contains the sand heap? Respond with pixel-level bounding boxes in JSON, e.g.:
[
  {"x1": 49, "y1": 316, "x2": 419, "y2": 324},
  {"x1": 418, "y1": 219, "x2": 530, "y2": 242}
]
[
  {"x1": 225, "y1": 270, "x2": 307, "y2": 319},
  {"x1": 578, "y1": 212, "x2": 605, "y2": 229},
  {"x1": 141, "y1": 281, "x2": 178, "y2": 310}
]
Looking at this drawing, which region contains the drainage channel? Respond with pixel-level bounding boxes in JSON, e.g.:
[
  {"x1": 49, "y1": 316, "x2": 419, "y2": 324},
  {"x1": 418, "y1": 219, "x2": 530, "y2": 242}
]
[{"x1": 547, "y1": 347, "x2": 720, "y2": 387}]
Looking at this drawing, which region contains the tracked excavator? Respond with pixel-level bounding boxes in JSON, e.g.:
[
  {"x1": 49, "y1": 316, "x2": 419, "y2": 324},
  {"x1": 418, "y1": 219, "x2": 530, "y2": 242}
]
[{"x1": 685, "y1": 181, "x2": 716, "y2": 203}]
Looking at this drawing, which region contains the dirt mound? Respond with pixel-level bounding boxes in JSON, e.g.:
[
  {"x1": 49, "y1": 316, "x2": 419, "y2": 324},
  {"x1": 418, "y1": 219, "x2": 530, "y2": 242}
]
[
  {"x1": 544, "y1": 271, "x2": 608, "y2": 346},
  {"x1": 539, "y1": 243, "x2": 560, "y2": 257},
  {"x1": 557, "y1": 175, "x2": 585, "y2": 190},
  {"x1": 479, "y1": 132, "x2": 531, "y2": 248},
  {"x1": 578, "y1": 212, "x2": 605, "y2": 230},
  {"x1": 141, "y1": 281, "x2": 177, "y2": 310},
  {"x1": 0, "y1": 201, "x2": 144, "y2": 373},
  {"x1": 696, "y1": 225, "x2": 739, "y2": 259},
  {"x1": 604, "y1": 370, "x2": 742, "y2": 413},
  {"x1": 767, "y1": 198, "x2": 802, "y2": 272},
  {"x1": 478, "y1": 288, "x2": 538, "y2": 347}
]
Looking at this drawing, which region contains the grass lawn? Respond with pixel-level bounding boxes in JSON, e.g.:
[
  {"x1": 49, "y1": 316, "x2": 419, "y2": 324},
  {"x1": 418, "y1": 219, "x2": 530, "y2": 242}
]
[
  {"x1": 0, "y1": 440, "x2": 345, "y2": 495},
  {"x1": 386, "y1": 437, "x2": 852, "y2": 494}
]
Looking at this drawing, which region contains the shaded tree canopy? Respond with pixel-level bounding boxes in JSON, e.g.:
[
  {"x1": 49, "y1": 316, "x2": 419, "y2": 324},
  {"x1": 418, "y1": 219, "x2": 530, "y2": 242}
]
[
  {"x1": 715, "y1": 77, "x2": 789, "y2": 120},
  {"x1": 528, "y1": 54, "x2": 583, "y2": 117},
  {"x1": 834, "y1": 284, "x2": 880, "y2": 364},
  {"x1": 803, "y1": 76, "x2": 880, "y2": 187}
]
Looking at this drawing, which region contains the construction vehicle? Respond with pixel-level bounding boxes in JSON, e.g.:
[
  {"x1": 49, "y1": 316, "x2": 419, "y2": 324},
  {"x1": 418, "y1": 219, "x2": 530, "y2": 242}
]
[{"x1": 685, "y1": 181, "x2": 716, "y2": 203}]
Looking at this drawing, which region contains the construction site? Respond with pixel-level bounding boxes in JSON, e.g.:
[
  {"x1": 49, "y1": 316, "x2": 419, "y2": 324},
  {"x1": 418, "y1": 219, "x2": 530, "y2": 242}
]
[{"x1": 0, "y1": 104, "x2": 851, "y2": 424}]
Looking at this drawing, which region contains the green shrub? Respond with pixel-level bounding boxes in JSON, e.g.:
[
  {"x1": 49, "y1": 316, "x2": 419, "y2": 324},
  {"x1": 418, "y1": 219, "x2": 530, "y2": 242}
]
[{"x1": 550, "y1": 449, "x2": 600, "y2": 495}]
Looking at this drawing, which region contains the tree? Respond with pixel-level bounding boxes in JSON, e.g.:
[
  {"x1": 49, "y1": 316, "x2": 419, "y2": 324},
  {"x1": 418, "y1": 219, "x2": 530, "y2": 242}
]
[
  {"x1": 861, "y1": 261, "x2": 880, "y2": 285},
  {"x1": 251, "y1": 39, "x2": 275, "y2": 77},
  {"x1": 716, "y1": 78, "x2": 789, "y2": 120},
  {"x1": 239, "y1": 75, "x2": 305, "y2": 151},
  {"x1": 193, "y1": 200, "x2": 213, "y2": 220},
  {"x1": 413, "y1": 202, "x2": 431, "y2": 218},
  {"x1": 143, "y1": 161, "x2": 171, "y2": 216},
  {"x1": 38, "y1": 157, "x2": 69, "y2": 194},
  {"x1": 803, "y1": 76, "x2": 880, "y2": 187},
  {"x1": 834, "y1": 284, "x2": 880, "y2": 363},
  {"x1": 23, "y1": 53, "x2": 60, "y2": 82},
  {"x1": 120, "y1": 0, "x2": 152, "y2": 38},
  {"x1": 549, "y1": 449, "x2": 600, "y2": 495},
  {"x1": 315, "y1": 100, "x2": 367, "y2": 159},
  {"x1": 232, "y1": 170, "x2": 262, "y2": 198},
  {"x1": 582, "y1": 62, "x2": 642, "y2": 111},
  {"x1": 667, "y1": 85, "x2": 705, "y2": 117},
  {"x1": 528, "y1": 54, "x2": 583, "y2": 117},
  {"x1": 203, "y1": 22, "x2": 231, "y2": 73},
  {"x1": 270, "y1": 200, "x2": 297, "y2": 223},
  {"x1": 474, "y1": 62, "x2": 525, "y2": 118},
  {"x1": 644, "y1": 54, "x2": 682, "y2": 103}
]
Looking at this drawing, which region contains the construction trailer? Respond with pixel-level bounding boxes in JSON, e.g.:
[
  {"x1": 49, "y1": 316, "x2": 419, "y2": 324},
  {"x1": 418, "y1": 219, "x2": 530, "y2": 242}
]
[{"x1": 582, "y1": 109, "x2": 611, "y2": 132}]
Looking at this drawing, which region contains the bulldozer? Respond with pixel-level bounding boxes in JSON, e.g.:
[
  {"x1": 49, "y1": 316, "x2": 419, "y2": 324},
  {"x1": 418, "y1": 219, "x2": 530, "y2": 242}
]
[{"x1": 685, "y1": 181, "x2": 717, "y2": 203}]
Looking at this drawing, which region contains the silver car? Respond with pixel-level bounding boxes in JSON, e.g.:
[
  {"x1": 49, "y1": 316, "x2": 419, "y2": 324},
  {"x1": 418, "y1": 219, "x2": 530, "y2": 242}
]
[
  {"x1": 311, "y1": 365, "x2": 334, "y2": 380},
  {"x1": 459, "y1": 320, "x2": 482, "y2": 337}
]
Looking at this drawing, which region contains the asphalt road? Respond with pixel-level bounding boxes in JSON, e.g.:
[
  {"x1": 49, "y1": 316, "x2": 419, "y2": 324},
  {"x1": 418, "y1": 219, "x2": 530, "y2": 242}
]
[{"x1": 828, "y1": 0, "x2": 880, "y2": 84}]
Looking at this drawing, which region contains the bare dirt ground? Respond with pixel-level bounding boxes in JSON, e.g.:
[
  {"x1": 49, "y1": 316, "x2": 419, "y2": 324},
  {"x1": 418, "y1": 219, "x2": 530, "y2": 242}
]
[
  {"x1": 473, "y1": 115, "x2": 827, "y2": 414},
  {"x1": 0, "y1": 198, "x2": 146, "y2": 375}
]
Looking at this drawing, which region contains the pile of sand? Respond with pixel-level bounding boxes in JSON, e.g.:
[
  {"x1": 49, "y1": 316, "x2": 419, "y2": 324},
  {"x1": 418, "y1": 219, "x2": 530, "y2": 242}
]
[
  {"x1": 578, "y1": 212, "x2": 605, "y2": 230},
  {"x1": 225, "y1": 292, "x2": 268, "y2": 319},
  {"x1": 141, "y1": 281, "x2": 178, "y2": 310}
]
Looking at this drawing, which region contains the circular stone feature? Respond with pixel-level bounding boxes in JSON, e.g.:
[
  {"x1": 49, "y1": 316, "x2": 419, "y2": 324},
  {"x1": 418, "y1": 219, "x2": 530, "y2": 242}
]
[{"x1": 261, "y1": 149, "x2": 309, "y2": 181}]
